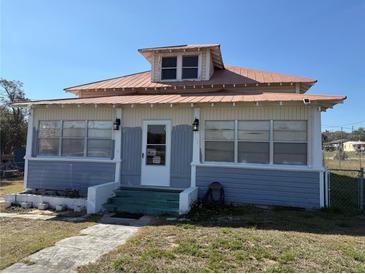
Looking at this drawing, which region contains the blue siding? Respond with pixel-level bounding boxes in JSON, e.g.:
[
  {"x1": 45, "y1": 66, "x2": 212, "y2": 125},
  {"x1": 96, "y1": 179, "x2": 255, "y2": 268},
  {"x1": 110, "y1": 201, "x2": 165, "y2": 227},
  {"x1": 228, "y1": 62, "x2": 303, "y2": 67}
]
[
  {"x1": 121, "y1": 127, "x2": 142, "y2": 186},
  {"x1": 196, "y1": 166, "x2": 320, "y2": 208},
  {"x1": 170, "y1": 125, "x2": 192, "y2": 188},
  {"x1": 27, "y1": 160, "x2": 115, "y2": 196}
]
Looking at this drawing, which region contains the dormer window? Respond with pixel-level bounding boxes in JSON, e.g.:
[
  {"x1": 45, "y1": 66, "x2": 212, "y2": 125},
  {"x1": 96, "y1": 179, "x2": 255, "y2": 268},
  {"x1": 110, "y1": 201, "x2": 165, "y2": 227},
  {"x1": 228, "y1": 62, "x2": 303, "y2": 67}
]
[
  {"x1": 182, "y1": 55, "x2": 199, "y2": 79},
  {"x1": 161, "y1": 57, "x2": 177, "y2": 80}
]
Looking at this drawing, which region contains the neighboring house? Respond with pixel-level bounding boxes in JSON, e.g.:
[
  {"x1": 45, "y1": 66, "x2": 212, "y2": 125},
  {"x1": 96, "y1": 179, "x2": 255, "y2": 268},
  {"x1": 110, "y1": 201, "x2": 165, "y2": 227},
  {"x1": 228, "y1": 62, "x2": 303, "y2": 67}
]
[
  {"x1": 343, "y1": 141, "x2": 365, "y2": 152},
  {"x1": 16, "y1": 44, "x2": 346, "y2": 214}
]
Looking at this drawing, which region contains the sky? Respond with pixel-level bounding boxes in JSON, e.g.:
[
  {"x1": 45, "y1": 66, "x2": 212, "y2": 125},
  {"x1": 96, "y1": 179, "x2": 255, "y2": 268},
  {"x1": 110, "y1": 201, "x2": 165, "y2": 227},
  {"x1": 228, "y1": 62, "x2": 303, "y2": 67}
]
[{"x1": 1, "y1": 0, "x2": 364, "y2": 131}]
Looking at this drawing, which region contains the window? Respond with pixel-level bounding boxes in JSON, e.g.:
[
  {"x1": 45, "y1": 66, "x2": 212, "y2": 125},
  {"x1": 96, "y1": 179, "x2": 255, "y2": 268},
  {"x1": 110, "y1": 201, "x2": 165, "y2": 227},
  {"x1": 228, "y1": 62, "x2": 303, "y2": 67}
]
[
  {"x1": 146, "y1": 124, "x2": 167, "y2": 165},
  {"x1": 87, "y1": 121, "x2": 113, "y2": 157},
  {"x1": 161, "y1": 57, "x2": 177, "y2": 80},
  {"x1": 38, "y1": 121, "x2": 61, "y2": 156},
  {"x1": 204, "y1": 120, "x2": 308, "y2": 165},
  {"x1": 205, "y1": 121, "x2": 235, "y2": 162},
  {"x1": 238, "y1": 121, "x2": 270, "y2": 164},
  {"x1": 37, "y1": 120, "x2": 113, "y2": 158},
  {"x1": 273, "y1": 121, "x2": 307, "y2": 165},
  {"x1": 62, "y1": 121, "x2": 85, "y2": 156},
  {"x1": 182, "y1": 55, "x2": 198, "y2": 79}
]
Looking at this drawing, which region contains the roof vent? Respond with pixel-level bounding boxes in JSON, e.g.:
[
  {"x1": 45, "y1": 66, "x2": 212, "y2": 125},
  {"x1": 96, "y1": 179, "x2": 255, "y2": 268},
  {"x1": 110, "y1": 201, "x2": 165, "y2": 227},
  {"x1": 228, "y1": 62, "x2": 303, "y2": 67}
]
[{"x1": 303, "y1": 98, "x2": 311, "y2": 105}]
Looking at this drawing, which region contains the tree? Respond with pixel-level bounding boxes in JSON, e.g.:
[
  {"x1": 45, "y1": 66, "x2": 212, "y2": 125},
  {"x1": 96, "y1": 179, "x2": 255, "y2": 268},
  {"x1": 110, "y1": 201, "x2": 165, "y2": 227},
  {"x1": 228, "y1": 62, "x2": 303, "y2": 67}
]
[{"x1": 0, "y1": 79, "x2": 29, "y2": 159}]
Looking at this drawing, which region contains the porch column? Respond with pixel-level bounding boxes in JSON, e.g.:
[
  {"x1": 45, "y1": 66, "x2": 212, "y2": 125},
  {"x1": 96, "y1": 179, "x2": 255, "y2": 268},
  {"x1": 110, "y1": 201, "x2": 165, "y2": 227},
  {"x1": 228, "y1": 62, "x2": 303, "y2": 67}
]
[
  {"x1": 113, "y1": 108, "x2": 122, "y2": 183},
  {"x1": 312, "y1": 107, "x2": 322, "y2": 169},
  {"x1": 191, "y1": 108, "x2": 200, "y2": 188},
  {"x1": 24, "y1": 106, "x2": 33, "y2": 190},
  {"x1": 312, "y1": 107, "x2": 324, "y2": 207}
]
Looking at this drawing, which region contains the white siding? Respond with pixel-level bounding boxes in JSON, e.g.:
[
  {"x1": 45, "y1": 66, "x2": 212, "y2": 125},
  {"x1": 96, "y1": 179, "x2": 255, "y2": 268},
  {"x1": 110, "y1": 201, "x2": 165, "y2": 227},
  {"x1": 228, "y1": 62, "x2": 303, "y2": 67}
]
[
  {"x1": 33, "y1": 106, "x2": 114, "y2": 128},
  {"x1": 122, "y1": 106, "x2": 193, "y2": 127}
]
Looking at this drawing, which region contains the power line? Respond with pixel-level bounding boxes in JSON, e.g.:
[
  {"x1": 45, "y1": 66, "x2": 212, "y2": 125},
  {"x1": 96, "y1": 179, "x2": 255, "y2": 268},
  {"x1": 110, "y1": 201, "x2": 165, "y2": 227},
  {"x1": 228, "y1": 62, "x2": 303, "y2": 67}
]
[{"x1": 322, "y1": 120, "x2": 365, "y2": 128}]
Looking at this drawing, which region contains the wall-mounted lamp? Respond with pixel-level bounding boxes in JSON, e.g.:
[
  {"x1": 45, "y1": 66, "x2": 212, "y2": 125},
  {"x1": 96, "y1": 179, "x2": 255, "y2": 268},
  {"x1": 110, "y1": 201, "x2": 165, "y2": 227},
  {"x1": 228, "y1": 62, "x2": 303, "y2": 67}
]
[
  {"x1": 113, "y1": 118, "x2": 121, "y2": 130},
  {"x1": 192, "y1": 118, "x2": 199, "y2": 131}
]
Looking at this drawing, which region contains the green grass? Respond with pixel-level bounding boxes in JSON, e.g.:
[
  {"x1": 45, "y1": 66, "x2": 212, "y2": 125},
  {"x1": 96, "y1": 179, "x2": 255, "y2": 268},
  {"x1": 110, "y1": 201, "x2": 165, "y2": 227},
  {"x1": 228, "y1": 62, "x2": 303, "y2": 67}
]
[
  {"x1": 0, "y1": 216, "x2": 99, "y2": 270},
  {"x1": 79, "y1": 205, "x2": 365, "y2": 273}
]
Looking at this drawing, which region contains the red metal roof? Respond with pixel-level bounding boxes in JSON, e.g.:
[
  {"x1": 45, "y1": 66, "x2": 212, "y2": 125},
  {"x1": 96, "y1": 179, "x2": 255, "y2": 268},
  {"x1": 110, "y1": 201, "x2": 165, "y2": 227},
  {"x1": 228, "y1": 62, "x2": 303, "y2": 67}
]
[
  {"x1": 16, "y1": 92, "x2": 346, "y2": 107},
  {"x1": 64, "y1": 65, "x2": 316, "y2": 93}
]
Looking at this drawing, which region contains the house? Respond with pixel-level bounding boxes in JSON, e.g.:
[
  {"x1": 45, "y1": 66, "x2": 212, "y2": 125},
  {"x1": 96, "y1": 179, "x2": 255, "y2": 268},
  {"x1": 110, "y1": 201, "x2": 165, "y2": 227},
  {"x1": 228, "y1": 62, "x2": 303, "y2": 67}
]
[
  {"x1": 13, "y1": 44, "x2": 346, "y2": 214},
  {"x1": 343, "y1": 141, "x2": 365, "y2": 152}
]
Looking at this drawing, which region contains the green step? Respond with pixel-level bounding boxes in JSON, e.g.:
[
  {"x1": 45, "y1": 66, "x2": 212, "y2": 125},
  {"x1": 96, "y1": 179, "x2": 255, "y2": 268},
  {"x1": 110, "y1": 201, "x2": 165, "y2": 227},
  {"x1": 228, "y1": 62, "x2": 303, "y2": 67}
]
[
  {"x1": 119, "y1": 186, "x2": 183, "y2": 193},
  {"x1": 103, "y1": 186, "x2": 182, "y2": 216},
  {"x1": 109, "y1": 196, "x2": 179, "y2": 203},
  {"x1": 114, "y1": 190, "x2": 180, "y2": 199},
  {"x1": 110, "y1": 205, "x2": 179, "y2": 216},
  {"x1": 108, "y1": 199, "x2": 179, "y2": 209}
]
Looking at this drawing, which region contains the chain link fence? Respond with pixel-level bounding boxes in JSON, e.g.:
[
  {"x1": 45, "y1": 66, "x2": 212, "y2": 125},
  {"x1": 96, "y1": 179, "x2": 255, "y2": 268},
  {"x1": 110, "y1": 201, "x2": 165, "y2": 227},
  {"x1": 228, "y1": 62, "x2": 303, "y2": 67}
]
[{"x1": 326, "y1": 168, "x2": 364, "y2": 211}]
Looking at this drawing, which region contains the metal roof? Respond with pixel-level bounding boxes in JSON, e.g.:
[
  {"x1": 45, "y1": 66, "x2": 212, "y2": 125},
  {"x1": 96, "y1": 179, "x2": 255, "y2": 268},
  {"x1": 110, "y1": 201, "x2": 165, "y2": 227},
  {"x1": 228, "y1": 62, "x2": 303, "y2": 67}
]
[
  {"x1": 64, "y1": 65, "x2": 317, "y2": 94},
  {"x1": 15, "y1": 92, "x2": 346, "y2": 109}
]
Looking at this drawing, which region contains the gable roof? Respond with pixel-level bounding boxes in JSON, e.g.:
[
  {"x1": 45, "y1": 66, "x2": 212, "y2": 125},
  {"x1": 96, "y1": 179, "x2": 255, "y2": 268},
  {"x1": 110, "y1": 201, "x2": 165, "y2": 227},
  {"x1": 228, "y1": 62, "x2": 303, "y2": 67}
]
[{"x1": 65, "y1": 65, "x2": 317, "y2": 94}]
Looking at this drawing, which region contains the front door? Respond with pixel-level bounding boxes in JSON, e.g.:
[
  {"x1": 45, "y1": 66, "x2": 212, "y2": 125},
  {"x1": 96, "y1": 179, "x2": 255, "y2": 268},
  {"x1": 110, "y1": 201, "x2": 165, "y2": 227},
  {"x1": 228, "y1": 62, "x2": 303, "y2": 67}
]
[{"x1": 141, "y1": 120, "x2": 171, "y2": 186}]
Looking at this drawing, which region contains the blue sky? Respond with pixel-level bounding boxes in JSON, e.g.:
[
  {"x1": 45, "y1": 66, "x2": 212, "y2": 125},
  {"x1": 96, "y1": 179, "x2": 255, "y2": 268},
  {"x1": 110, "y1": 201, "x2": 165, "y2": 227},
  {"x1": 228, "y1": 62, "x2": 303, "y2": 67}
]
[{"x1": 1, "y1": 0, "x2": 364, "y2": 131}]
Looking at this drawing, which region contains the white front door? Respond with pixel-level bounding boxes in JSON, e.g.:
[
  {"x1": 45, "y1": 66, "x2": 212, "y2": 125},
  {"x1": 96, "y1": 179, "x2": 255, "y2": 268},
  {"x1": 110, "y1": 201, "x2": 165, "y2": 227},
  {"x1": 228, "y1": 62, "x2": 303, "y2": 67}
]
[{"x1": 141, "y1": 120, "x2": 171, "y2": 186}]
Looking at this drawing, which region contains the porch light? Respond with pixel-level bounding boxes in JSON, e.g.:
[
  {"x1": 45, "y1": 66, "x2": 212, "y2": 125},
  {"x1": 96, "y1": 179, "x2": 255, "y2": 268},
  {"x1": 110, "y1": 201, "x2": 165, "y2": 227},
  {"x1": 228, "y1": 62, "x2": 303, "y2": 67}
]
[
  {"x1": 113, "y1": 118, "x2": 121, "y2": 130},
  {"x1": 192, "y1": 118, "x2": 199, "y2": 131}
]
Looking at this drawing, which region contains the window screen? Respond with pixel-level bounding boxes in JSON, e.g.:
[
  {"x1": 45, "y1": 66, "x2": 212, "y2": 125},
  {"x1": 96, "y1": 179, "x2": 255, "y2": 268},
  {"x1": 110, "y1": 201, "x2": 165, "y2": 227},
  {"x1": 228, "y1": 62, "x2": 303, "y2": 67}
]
[
  {"x1": 205, "y1": 121, "x2": 235, "y2": 162},
  {"x1": 238, "y1": 121, "x2": 270, "y2": 164},
  {"x1": 273, "y1": 121, "x2": 307, "y2": 165}
]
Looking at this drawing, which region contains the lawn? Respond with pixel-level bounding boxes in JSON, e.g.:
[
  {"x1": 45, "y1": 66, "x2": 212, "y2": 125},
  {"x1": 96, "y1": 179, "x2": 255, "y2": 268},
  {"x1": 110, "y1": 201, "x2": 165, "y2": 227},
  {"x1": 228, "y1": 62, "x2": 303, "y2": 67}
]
[
  {"x1": 0, "y1": 216, "x2": 98, "y2": 270},
  {"x1": 79, "y1": 205, "x2": 365, "y2": 273},
  {"x1": 0, "y1": 177, "x2": 24, "y2": 197}
]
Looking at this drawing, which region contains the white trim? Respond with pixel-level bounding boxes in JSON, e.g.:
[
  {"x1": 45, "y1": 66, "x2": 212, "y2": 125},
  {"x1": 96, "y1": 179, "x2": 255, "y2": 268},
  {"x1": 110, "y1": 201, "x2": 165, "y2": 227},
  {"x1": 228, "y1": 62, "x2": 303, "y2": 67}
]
[
  {"x1": 141, "y1": 119, "x2": 171, "y2": 186},
  {"x1": 24, "y1": 107, "x2": 33, "y2": 189},
  {"x1": 205, "y1": 50, "x2": 211, "y2": 80},
  {"x1": 196, "y1": 162, "x2": 325, "y2": 173},
  {"x1": 319, "y1": 171, "x2": 324, "y2": 207},
  {"x1": 312, "y1": 108, "x2": 323, "y2": 168},
  {"x1": 87, "y1": 181, "x2": 120, "y2": 214},
  {"x1": 191, "y1": 108, "x2": 200, "y2": 187},
  {"x1": 113, "y1": 108, "x2": 122, "y2": 182},
  {"x1": 295, "y1": 83, "x2": 300, "y2": 93},
  {"x1": 179, "y1": 187, "x2": 198, "y2": 214},
  {"x1": 25, "y1": 156, "x2": 119, "y2": 164}
]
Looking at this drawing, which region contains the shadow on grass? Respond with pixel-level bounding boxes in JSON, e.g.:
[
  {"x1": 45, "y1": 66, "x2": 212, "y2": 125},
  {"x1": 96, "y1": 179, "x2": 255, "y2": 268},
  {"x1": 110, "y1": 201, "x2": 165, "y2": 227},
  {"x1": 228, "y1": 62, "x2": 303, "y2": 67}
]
[{"x1": 156, "y1": 203, "x2": 365, "y2": 237}]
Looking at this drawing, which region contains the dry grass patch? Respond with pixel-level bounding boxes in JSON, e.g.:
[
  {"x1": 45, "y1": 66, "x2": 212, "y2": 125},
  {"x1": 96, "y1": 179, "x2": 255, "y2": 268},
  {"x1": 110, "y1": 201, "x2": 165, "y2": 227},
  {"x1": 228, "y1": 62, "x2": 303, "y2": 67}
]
[
  {"x1": 0, "y1": 178, "x2": 24, "y2": 197},
  {"x1": 79, "y1": 206, "x2": 365, "y2": 273},
  {"x1": 0, "y1": 216, "x2": 98, "y2": 270}
]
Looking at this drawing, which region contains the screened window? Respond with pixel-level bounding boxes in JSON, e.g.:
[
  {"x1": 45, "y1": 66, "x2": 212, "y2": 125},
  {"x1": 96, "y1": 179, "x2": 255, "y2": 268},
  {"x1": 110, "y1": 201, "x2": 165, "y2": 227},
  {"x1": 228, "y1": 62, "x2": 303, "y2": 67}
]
[
  {"x1": 37, "y1": 120, "x2": 113, "y2": 158},
  {"x1": 204, "y1": 120, "x2": 308, "y2": 166},
  {"x1": 38, "y1": 121, "x2": 61, "y2": 156},
  {"x1": 238, "y1": 121, "x2": 270, "y2": 164},
  {"x1": 87, "y1": 121, "x2": 113, "y2": 157},
  {"x1": 161, "y1": 57, "x2": 177, "y2": 80},
  {"x1": 273, "y1": 121, "x2": 307, "y2": 165},
  {"x1": 62, "y1": 121, "x2": 85, "y2": 156},
  {"x1": 182, "y1": 55, "x2": 198, "y2": 79},
  {"x1": 205, "y1": 121, "x2": 235, "y2": 162}
]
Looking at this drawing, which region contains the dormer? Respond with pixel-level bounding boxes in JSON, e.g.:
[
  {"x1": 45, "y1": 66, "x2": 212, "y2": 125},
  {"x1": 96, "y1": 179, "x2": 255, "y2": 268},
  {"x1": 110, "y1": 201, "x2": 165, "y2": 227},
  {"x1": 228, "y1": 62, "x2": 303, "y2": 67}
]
[{"x1": 138, "y1": 44, "x2": 224, "y2": 82}]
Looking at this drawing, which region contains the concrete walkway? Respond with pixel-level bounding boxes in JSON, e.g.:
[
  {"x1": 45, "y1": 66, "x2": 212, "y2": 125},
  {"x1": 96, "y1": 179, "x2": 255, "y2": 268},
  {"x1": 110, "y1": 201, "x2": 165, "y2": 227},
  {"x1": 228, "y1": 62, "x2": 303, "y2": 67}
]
[
  {"x1": 2, "y1": 217, "x2": 149, "y2": 273},
  {"x1": 0, "y1": 212, "x2": 55, "y2": 220}
]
